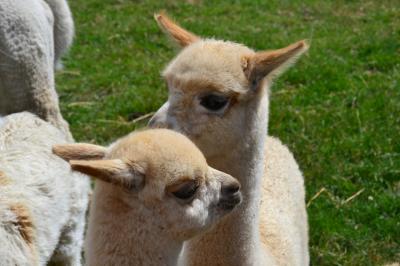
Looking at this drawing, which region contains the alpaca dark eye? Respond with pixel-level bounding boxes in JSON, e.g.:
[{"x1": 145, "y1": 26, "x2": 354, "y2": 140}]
[
  {"x1": 200, "y1": 94, "x2": 229, "y2": 111},
  {"x1": 171, "y1": 181, "x2": 199, "y2": 200}
]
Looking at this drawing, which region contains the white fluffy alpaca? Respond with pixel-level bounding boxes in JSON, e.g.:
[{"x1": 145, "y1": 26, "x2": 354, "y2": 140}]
[
  {"x1": 150, "y1": 14, "x2": 309, "y2": 265},
  {"x1": 0, "y1": 112, "x2": 90, "y2": 265},
  {"x1": 0, "y1": 0, "x2": 74, "y2": 139},
  {"x1": 0, "y1": 1, "x2": 89, "y2": 265},
  {"x1": 53, "y1": 128, "x2": 242, "y2": 266}
]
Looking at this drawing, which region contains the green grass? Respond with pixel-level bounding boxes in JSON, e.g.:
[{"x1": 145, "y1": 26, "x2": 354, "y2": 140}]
[{"x1": 56, "y1": 0, "x2": 400, "y2": 265}]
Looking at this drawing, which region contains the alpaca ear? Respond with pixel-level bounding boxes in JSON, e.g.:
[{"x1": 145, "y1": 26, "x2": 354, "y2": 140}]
[
  {"x1": 53, "y1": 143, "x2": 107, "y2": 161},
  {"x1": 69, "y1": 159, "x2": 145, "y2": 190},
  {"x1": 242, "y1": 40, "x2": 309, "y2": 90},
  {"x1": 154, "y1": 12, "x2": 200, "y2": 47}
]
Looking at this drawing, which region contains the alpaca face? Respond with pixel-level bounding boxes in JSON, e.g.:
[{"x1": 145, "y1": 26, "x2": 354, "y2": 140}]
[
  {"x1": 149, "y1": 40, "x2": 261, "y2": 158},
  {"x1": 53, "y1": 128, "x2": 241, "y2": 241},
  {"x1": 138, "y1": 164, "x2": 241, "y2": 241},
  {"x1": 149, "y1": 14, "x2": 308, "y2": 158}
]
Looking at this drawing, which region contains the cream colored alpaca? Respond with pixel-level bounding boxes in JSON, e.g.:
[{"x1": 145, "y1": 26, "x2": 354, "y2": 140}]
[
  {"x1": 53, "y1": 128, "x2": 242, "y2": 266},
  {"x1": 0, "y1": 0, "x2": 74, "y2": 139},
  {"x1": 150, "y1": 14, "x2": 309, "y2": 265}
]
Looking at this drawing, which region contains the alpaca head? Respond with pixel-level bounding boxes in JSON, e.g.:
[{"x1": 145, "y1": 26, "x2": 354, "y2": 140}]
[
  {"x1": 149, "y1": 13, "x2": 309, "y2": 158},
  {"x1": 53, "y1": 128, "x2": 241, "y2": 240}
]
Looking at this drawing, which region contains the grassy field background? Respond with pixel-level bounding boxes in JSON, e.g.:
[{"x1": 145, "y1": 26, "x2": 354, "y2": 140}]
[{"x1": 57, "y1": 0, "x2": 399, "y2": 265}]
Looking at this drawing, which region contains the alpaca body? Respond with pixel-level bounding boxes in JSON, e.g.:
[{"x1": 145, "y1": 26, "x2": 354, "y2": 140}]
[
  {"x1": 0, "y1": 0, "x2": 73, "y2": 139},
  {"x1": 0, "y1": 112, "x2": 90, "y2": 265},
  {"x1": 0, "y1": 1, "x2": 87, "y2": 264}
]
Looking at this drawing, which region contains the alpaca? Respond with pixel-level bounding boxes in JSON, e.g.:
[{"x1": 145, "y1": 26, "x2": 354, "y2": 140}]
[
  {"x1": 0, "y1": 2, "x2": 89, "y2": 263},
  {"x1": 53, "y1": 128, "x2": 242, "y2": 266},
  {"x1": 0, "y1": 0, "x2": 74, "y2": 139},
  {"x1": 149, "y1": 14, "x2": 309, "y2": 265},
  {"x1": 0, "y1": 112, "x2": 90, "y2": 265}
]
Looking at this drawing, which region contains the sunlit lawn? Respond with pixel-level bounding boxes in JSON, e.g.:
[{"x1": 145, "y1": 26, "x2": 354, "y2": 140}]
[{"x1": 57, "y1": 1, "x2": 400, "y2": 265}]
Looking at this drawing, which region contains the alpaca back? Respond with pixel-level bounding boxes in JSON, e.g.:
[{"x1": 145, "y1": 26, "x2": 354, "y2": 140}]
[
  {"x1": 0, "y1": 0, "x2": 54, "y2": 115},
  {"x1": 0, "y1": 112, "x2": 89, "y2": 265},
  {"x1": 0, "y1": 0, "x2": 72, "y2": 139}
]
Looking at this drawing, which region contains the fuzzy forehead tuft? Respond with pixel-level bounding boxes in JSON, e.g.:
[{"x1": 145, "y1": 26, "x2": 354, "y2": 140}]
[
  {"x1": 109, "y1": 129, "x2": 208, "y2": 181},
  {"x1": 163, "y1": 39, "x2": 255, "y2": 94}
]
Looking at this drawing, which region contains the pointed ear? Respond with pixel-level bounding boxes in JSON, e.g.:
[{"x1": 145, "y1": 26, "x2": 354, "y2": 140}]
[
  {"x1": 70, "y1": 159, "x2": 145, "y2": 190},
  {"x1": 243, "y1": 40, "x2": 309, "y2": 89},
  {"x1": 154, "y1": 12, "x2": 200, "y2": 47},
  {"x1": 53, "y1": 143, "x2": 107, "y2": 161}
]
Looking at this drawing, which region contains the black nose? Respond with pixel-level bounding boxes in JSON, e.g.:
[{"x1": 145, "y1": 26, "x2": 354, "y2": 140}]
[
  {"x1": 221, "y1": 182, "x2": 241, "y2": 196},
  {"x1": 219, "y1": 181, "x2": 242, "y2": 211}
]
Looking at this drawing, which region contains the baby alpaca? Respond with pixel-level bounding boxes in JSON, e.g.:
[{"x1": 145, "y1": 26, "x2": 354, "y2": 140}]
[
  {"x1": 53, "y1": 128, "x2": 242, "y2": 266},
  {"x1": 0, "y1": 0, "x2": 74, "y2": 139},
  {"x1": 150, "y1": 14, "x2": 309, "y2": 265},
  {"x1": 0, "y1": 112, "x2": 90, "y2": 265}
]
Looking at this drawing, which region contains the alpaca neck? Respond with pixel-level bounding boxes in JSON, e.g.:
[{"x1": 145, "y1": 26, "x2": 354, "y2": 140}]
[
  {"x1": 184, "y1": 91, "x2": 270, "y2": 265},
  {"x1": 86, "y1": 183, "x2": 183, "y2": 266}
]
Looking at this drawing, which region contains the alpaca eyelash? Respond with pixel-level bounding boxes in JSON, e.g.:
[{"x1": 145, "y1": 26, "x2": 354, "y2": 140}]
[
  {"x1": 167, "y1": 178, "x2": 202, "y2": 201},
  {"x1": 199, "y1": 94, "x2": 230, "y2": 112},
  {"x1": 172, "y1": 181, "x2": 200, "y2": 200}
]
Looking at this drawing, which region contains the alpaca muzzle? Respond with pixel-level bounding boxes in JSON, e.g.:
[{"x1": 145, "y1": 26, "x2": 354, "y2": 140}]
[{"x1": 218, "y1": 181, "x2": 242, "y2": 211}]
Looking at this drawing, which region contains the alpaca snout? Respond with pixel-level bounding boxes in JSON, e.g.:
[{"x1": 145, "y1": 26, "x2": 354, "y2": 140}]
[
  {"x1": 148, "y1": 102, "x2": 171, "y2": 128},
  {"x1": 219, "y1": 180, "x2": 242, "y2": 210},
  {"x1": 221, "y1": 181, "x2": 241, "y2": 195},
  {"x1": 148, "y1": 114, "x2": 166, "y2": 128}
]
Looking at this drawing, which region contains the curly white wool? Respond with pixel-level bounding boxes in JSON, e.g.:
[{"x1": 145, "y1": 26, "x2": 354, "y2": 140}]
[{"x1": 0, "y1": 112, "x2": 90, "y2": 266}]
